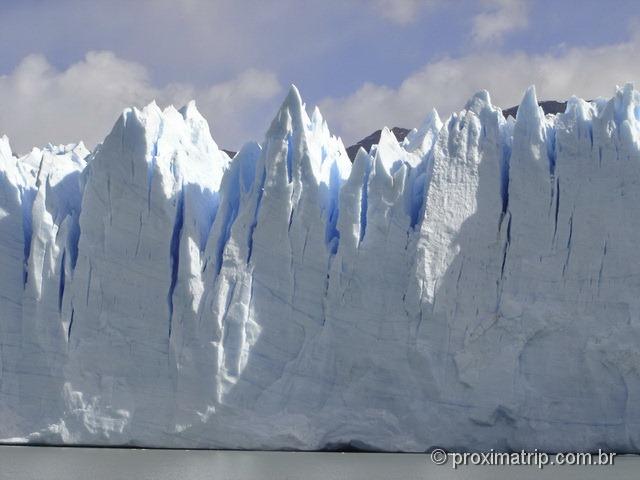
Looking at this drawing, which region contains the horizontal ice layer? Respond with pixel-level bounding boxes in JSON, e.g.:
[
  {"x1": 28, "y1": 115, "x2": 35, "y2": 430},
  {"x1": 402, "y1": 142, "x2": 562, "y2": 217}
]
[{"x1": 2, "y1": 85, "x2": 640, "y2": 451}]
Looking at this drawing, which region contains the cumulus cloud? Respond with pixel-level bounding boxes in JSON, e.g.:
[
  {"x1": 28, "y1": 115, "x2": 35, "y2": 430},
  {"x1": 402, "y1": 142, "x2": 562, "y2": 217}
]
[
  {"x1": 0, "y1": 51, "x2": 282, "y2": 154},
  {"x1": 472, "y1": 0, "x2": 529, "y2": 45},
  {"x1": 319, "y1": 32, "x2": 640, "y2": 143}
]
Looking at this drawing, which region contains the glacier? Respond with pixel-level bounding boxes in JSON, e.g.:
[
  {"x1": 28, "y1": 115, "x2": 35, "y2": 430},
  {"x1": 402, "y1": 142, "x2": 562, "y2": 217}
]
[{"x1": 2, "y1": 84, "x2": 640, "y2": 451}]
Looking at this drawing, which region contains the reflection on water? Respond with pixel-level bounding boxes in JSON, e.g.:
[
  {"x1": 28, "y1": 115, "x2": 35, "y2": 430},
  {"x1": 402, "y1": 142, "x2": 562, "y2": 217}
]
[{"x1": 0, "y1": 446, "x2": 636, "y2": 480}]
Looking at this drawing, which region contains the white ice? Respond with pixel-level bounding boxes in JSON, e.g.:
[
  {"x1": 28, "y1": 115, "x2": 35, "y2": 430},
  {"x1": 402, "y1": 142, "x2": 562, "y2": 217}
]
[{"x1": 1, "y1": 84, "x2": 640, "y2": 452}]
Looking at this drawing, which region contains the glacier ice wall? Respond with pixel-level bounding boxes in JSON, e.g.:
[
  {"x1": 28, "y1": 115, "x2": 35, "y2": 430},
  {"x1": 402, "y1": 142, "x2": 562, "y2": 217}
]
[{"x1": 2, "y1": 84, "x2": 640, "y2": 451}]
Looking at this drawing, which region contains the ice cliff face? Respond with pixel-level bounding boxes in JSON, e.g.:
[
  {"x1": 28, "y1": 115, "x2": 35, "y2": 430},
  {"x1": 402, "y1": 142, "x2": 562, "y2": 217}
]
[{"x1": 2, "y1": 84, "x2": 640, "y2": 451}]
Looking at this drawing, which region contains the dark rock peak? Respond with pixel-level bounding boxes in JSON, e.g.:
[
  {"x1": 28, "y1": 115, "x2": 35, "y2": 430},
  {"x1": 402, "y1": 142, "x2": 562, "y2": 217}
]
[{"x1": 502, "y1": 100, "x2": 568, "y2": 120}]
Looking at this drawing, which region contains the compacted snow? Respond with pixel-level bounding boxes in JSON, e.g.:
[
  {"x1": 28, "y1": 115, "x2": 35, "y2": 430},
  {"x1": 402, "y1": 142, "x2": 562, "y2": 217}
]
[{"x1": 1, "y1": 84, "x2": 640, "y2": 451}]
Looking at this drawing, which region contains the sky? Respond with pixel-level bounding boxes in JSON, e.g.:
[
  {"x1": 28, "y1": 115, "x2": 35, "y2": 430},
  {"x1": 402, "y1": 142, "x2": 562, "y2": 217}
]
[{"x1": 1, "y1": 0, "x2": 640, "y2": 153}]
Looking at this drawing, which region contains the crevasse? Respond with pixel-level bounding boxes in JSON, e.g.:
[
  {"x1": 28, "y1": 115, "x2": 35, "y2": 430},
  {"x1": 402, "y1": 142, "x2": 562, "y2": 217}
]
[{"x1": 1, "y1": 84, "x2": 640, "y2": 452}]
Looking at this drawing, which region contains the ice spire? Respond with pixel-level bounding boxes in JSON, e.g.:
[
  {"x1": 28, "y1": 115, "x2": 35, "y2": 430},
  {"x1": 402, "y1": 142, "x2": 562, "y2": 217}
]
[
  {"x1": 180, "y1": 101, "x2": 213, "y2": 147},
  {"x1": 374, "y1": 127, "x2": 406, "y2": 174},
  {"x1": 266, "y1": 84, "x2": 305, "y2": 139},
  {"x1": 465, "y1": 89, "x2": 492, "y2": 113},
  {"x1": 515, "y1": 86, "x2": 545, "y2": 137},
  {"x1": 404, "y1": 108, "x2": 443, "y2": 156},
  {"x1": 0, "y1": 135, "x2": 12, "y2": 161}
]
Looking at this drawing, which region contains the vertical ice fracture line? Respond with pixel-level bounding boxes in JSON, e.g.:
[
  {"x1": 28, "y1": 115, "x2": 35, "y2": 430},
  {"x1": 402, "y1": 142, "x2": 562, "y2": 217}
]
[{"x1": 0, "y1": 85, "x2": 639, "y2": 455}]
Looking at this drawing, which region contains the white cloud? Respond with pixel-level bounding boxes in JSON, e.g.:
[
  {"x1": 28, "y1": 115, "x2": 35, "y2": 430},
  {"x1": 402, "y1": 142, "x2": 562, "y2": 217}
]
[
  {"x1": 370, "y1": 0, "x2": 436, "y2": 24},
  {"x1": 368, "y1": 0, "x2": 528, "y2": 37},
  {"x1": 319, "y1": 32, "x2": 640, "y2": 143},
  {"x1": 0, "y1": 51, "x2": 282, "y2": 154},
  {"x1": 471, "y1": 0, "x2": 529, "y2": 45}
]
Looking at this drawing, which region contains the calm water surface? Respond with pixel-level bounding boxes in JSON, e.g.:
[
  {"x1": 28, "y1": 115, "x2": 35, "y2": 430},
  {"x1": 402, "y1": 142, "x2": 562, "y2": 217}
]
[{"x1": 0, "y1": 446, "x2": 637, "y2": 480}]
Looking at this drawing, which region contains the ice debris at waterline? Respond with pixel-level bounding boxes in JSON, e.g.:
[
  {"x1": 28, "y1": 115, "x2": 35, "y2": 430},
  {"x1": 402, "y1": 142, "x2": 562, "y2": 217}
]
[{"x1": 2, "y1": 84, "x2": 640, "y2": 451}]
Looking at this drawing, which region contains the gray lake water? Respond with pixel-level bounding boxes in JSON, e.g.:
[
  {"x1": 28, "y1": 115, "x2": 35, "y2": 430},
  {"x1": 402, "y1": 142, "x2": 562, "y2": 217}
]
[{"x1": 0, "y1": 446, "x2": 637, "y2": 480}]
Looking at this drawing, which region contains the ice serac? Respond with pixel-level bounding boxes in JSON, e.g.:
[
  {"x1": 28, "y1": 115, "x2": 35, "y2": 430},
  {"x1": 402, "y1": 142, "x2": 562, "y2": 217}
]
[
  {"x1": 59, "y1": 102, "x2": 229, "y2": 444},
  {"x1": 4, "y1": 84, "x2": 640, "y2": 451},
  {"x1": 0, "y1": 140, "x2": 89, "y2": 437},
  {"x1": 0, "y1": 136, "x2": 29, "y2": 435},
  {"x1": 189, "y1": 86, "x2": 352, "y2": 445},
  {"x1": 20, "y1": 143, "x2": 88, "y2": 429},
  {"x1": 495, "y1": 84, "x2": 640, "y2": 450}
]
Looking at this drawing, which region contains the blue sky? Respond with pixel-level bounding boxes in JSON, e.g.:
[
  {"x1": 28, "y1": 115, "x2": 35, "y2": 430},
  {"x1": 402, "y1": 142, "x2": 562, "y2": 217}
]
[{"x1": 1, "y1": 0, "x2": 640, "y2": 152}]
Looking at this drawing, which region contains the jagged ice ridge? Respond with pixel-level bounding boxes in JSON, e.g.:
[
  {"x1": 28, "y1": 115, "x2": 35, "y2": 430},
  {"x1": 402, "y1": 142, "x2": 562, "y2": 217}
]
[{"x1": 1, "y1": 84, "x2": 640, "y2": 451}]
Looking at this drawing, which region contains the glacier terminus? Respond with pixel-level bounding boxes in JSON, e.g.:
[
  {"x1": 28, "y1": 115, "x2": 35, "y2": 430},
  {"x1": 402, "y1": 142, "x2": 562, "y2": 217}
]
[{"x1": 2, "y1": 84, "x2": 640, "y2": 452}]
